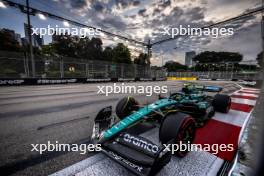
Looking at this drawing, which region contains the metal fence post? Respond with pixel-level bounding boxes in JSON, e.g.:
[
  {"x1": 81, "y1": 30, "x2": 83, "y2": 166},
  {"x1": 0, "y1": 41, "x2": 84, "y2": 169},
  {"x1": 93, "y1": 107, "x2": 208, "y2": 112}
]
[
  {"x1": 60, "y1": 58, "x2": 64, "y2": 78},
  {"x1": 134, "y1": 64, "x2": 137, "y2": 78},
  {"x1": 23, "y1": 52, "x2": 29, "y2": 77},
  {"x1": 85, "y1": 63, "x2": 88, "y2": 78},
  {"x1": 121, "y1": 64, "x2": 124, "y2": 78},
  {"x1": 105, "y1": 64, "x2": 108, "y2": 78}
]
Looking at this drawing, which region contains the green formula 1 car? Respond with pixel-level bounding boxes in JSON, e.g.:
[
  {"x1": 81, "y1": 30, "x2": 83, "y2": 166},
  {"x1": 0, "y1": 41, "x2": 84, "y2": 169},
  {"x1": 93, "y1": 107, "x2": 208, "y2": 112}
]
[{"x1": 91, "y1": 84, "x2": 231, "y2": 176}]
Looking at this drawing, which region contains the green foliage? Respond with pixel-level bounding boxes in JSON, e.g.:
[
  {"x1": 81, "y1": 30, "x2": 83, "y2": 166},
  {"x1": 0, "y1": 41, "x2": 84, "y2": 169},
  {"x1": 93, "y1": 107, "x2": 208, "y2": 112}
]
[
  {"x1": 52, "y1": 34, "x2": 78, "y2": 58},
  {"x1": 0, "y1": 28, "x2": 134, "y2": 64},
  {"x1": 41, "y1": 44, "x2": 57, "y2": 57},
  {"x1": 112, "y1": 43, "x2": 132, "y2": 64},
  {"x1": 0, "y1": 29, "x2": 22, "y2": 52},
  {"x1": 193, "y1": 51, "x2": 243, "y2": 63},
  {"x1": 163, "y1": 61, "x2": 188, "y2": 71},
  {"x1": 0, "y1": 59, "x2": 25, "y2": 77},
  {"x1": 134, "y1": 53, "x2": 150, "y2": 65},
  {"x1": 103, "y1": 46, "x2": 114, "y2": 62},
  {"x1": 41, "y1": 36, "x2": 132, "y2": 64},
  {"x1": 192, "y1": 62, "x2": 257, "y2": 71},
  {"x1": 50, "y1": 34, "x2": 104, "y2": 61}
]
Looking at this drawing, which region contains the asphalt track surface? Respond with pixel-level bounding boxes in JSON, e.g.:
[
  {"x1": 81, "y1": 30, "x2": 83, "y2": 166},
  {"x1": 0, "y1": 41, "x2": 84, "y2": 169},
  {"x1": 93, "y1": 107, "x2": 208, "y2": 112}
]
[{"x1": 0, "y1": 81, "x2": 242, "y2": 176}]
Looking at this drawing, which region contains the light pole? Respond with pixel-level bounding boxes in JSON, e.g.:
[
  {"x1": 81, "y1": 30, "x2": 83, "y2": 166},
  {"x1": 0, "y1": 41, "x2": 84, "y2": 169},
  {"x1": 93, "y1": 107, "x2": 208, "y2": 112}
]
[
  {"x1": 26, "y1": 0, "x2": 35, "y2": 77},
  {"x1": 262, "y1": 0, "x2": 264, "y2": 71}
]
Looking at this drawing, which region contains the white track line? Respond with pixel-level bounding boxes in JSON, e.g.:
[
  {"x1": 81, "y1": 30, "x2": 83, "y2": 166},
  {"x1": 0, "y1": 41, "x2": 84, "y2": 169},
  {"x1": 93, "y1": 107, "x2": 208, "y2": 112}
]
[
  {"x1": 213, "y1": 110, "x2": 249, "y2": 127},
  {"x1": 232, "y1": 92, "x2": 258, "y2": 97},
  {"x1": 240, "y1": 89, "x2": 260, "y2": 94},
  {"x1": 241, "y1": 88, "x2": 260, "y2": 91},
  {"x1": 231, "y1": 98, "x2": 256, "y2": 106}
]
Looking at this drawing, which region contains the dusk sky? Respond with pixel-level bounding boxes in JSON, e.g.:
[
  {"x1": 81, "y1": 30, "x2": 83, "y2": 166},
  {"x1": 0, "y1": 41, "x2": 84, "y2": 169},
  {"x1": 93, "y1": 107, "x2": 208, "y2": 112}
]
[{"x1": 0, "y1": 0, "x2": 262, "y2": 65}]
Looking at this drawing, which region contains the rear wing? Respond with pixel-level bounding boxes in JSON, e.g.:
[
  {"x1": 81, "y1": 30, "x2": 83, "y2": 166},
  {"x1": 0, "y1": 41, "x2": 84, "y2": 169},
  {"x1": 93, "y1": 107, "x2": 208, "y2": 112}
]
[
  {"x1": 204, "y1": 85, "x2": 223, "y2": 92},
  {"x1": 183, "y1": 84, "x2": 223, "y2": 93}
]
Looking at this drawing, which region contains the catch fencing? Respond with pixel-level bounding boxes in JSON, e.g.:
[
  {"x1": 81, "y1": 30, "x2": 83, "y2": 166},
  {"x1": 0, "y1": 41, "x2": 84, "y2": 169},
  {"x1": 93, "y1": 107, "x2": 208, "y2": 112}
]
[
  {"x1": 0, "y1": 50, "x2": 166, "y2": 80},
  {"x1": 1, "y1": 50, "x2": 261, "y2": 83}
]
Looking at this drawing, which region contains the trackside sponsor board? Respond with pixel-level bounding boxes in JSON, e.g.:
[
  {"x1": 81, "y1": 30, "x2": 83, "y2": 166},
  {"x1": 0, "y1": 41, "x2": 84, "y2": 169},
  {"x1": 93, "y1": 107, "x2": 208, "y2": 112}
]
[{"x1": 0, "y1": 77, "x2": 165, "y2": 85}]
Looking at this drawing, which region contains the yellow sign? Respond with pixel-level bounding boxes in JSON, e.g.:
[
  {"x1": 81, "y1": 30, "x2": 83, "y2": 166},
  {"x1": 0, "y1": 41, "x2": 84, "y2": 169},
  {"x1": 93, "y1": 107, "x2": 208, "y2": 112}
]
[{"x1": 167, "y1": 77, "x2": 197, "y2": 81}]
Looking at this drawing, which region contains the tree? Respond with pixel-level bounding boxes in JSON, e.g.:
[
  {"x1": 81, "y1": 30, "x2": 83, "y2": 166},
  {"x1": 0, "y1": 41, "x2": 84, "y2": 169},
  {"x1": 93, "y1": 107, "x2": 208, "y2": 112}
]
[
  {"x1": 75, "y1": 37, "x2": 91, "y2": 59},
  {"x1": 0, "y1": 29, "x2": 21, "y2": 52},
  {"x1": 193, "y1": 51, "x2": 243, "y2": 63},
  {"x1": 52, "y1": 33, "x2": 77, "y2": 58},
  {"x1": 103, "y1": 46, "x2": 114, "y2": 62},
  {"x1": 134, "y1": 53, "x2": 150, "y2": 65},
  {"x1": 163, "y1": 61, "x2": 188, "y2": 72},
  {"x1": 112, "y1": 43, "x2": 132, "y2": 64},
  {"x1": 51, "y1": 35, "x2": 104, "y2": 60},
  {"x1": 41, "y1": 44, "x2": 57, "y2": 57},
  {"x1": 88, "y1": 37, "x2": 103, "y2": 60}
]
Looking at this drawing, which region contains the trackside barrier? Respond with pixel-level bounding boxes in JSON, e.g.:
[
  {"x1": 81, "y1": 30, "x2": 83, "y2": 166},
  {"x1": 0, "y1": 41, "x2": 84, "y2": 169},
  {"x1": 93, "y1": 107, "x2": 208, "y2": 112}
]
[
  {"x1": 0, "y1": 77, "x2": 167, "y2": 86},
  {"x1": 168, "y1": 72, "x2": 261, "y2": 81}
]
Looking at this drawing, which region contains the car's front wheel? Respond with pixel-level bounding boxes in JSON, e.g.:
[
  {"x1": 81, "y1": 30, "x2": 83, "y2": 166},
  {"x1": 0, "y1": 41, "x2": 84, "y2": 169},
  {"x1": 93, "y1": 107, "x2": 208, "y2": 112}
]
[
  {"x1": 159, "y1": 112, "x2": 196, "y2": 157},
  {"x1": 115, "y1": 96, "x2": 139, "y2": 120}
]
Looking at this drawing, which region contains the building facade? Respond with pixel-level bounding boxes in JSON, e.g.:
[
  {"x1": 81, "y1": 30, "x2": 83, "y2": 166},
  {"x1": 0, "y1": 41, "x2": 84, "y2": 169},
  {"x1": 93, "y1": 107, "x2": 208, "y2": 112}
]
[{"x1": 185, "y1": 51, "x2": 196, "y2": 67}]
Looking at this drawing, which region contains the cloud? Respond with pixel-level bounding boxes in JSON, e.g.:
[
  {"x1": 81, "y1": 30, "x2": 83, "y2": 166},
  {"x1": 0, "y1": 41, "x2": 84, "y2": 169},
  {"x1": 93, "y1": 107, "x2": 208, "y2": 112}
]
[
  {"x1": 41, "y1": 0, "x2": 262, "y2": 65},
  {"x1": 69, "y1": 0, "x2": 87, "y2": 9},
  {"x1": 138, "y1": 8, "x2": 147, "y2": 16},
  {"x1": 159, "y1": 0, "x2": 171, "y2": 8},
  {"x1": 133, "y1": 1, "x2": 140, "y2": 6},
  {"x1": 114, "y1": 0, "x2": 141, "y2": 9},
  {"x1": 101, "y1": 16, "x2": 127, "y2": 30},
  {"x1": 207, "y1": 21, "x2": 261, "y2": 61},
  {"x1": 93, "y1": 2, "x2": 104, "y2": 12},
  {"x1": 184, "y1": 7, "x2": 205, "y2": 22}
]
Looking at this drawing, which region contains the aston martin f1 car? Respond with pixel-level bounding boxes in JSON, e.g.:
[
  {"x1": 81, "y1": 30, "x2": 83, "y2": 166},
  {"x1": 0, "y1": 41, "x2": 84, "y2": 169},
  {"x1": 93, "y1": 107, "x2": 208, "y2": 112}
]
[{"x1": 91, "y1": 84, "x2": 231, "y2": 176}]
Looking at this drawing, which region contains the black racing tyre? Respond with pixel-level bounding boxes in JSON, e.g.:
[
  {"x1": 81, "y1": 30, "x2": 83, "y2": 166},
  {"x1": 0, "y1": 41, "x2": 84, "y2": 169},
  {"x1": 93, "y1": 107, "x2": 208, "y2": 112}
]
[
  {"x1": 212, "y1": 94, "x2": 231, "y2": 113},
  {"x1": 159, "y1": 112, "x2": 196, "y2": 157},
  {"x1": 116, "y1": 97, "x2": 139, "y2": 120}
]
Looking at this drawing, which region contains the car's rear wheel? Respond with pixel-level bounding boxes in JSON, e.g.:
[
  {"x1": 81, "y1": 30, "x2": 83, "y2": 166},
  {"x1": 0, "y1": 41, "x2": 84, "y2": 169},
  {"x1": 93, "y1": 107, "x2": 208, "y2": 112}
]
[
  {"x1": 159, "y1": 112, "x2": 196, "y2": 157},
  {"x1": 212, "y1": 94, "x2": 231, "y2": 113},
  {"x1": 116, "y1": 97, "x2": 139, "y2": 120}
]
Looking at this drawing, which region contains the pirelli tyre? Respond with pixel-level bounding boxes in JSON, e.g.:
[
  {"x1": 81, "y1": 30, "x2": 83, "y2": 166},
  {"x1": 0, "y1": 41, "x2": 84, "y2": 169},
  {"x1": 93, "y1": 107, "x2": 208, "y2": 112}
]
[
  {"x1": 212, "y1": 94, "x2": 231, "y2": 113},
  {"x1": 159, "y1": 112, "x2": 196, "y2": 157},
  {"x1": 116, "y1": 97, "x2": 139, "y2": 120}
]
